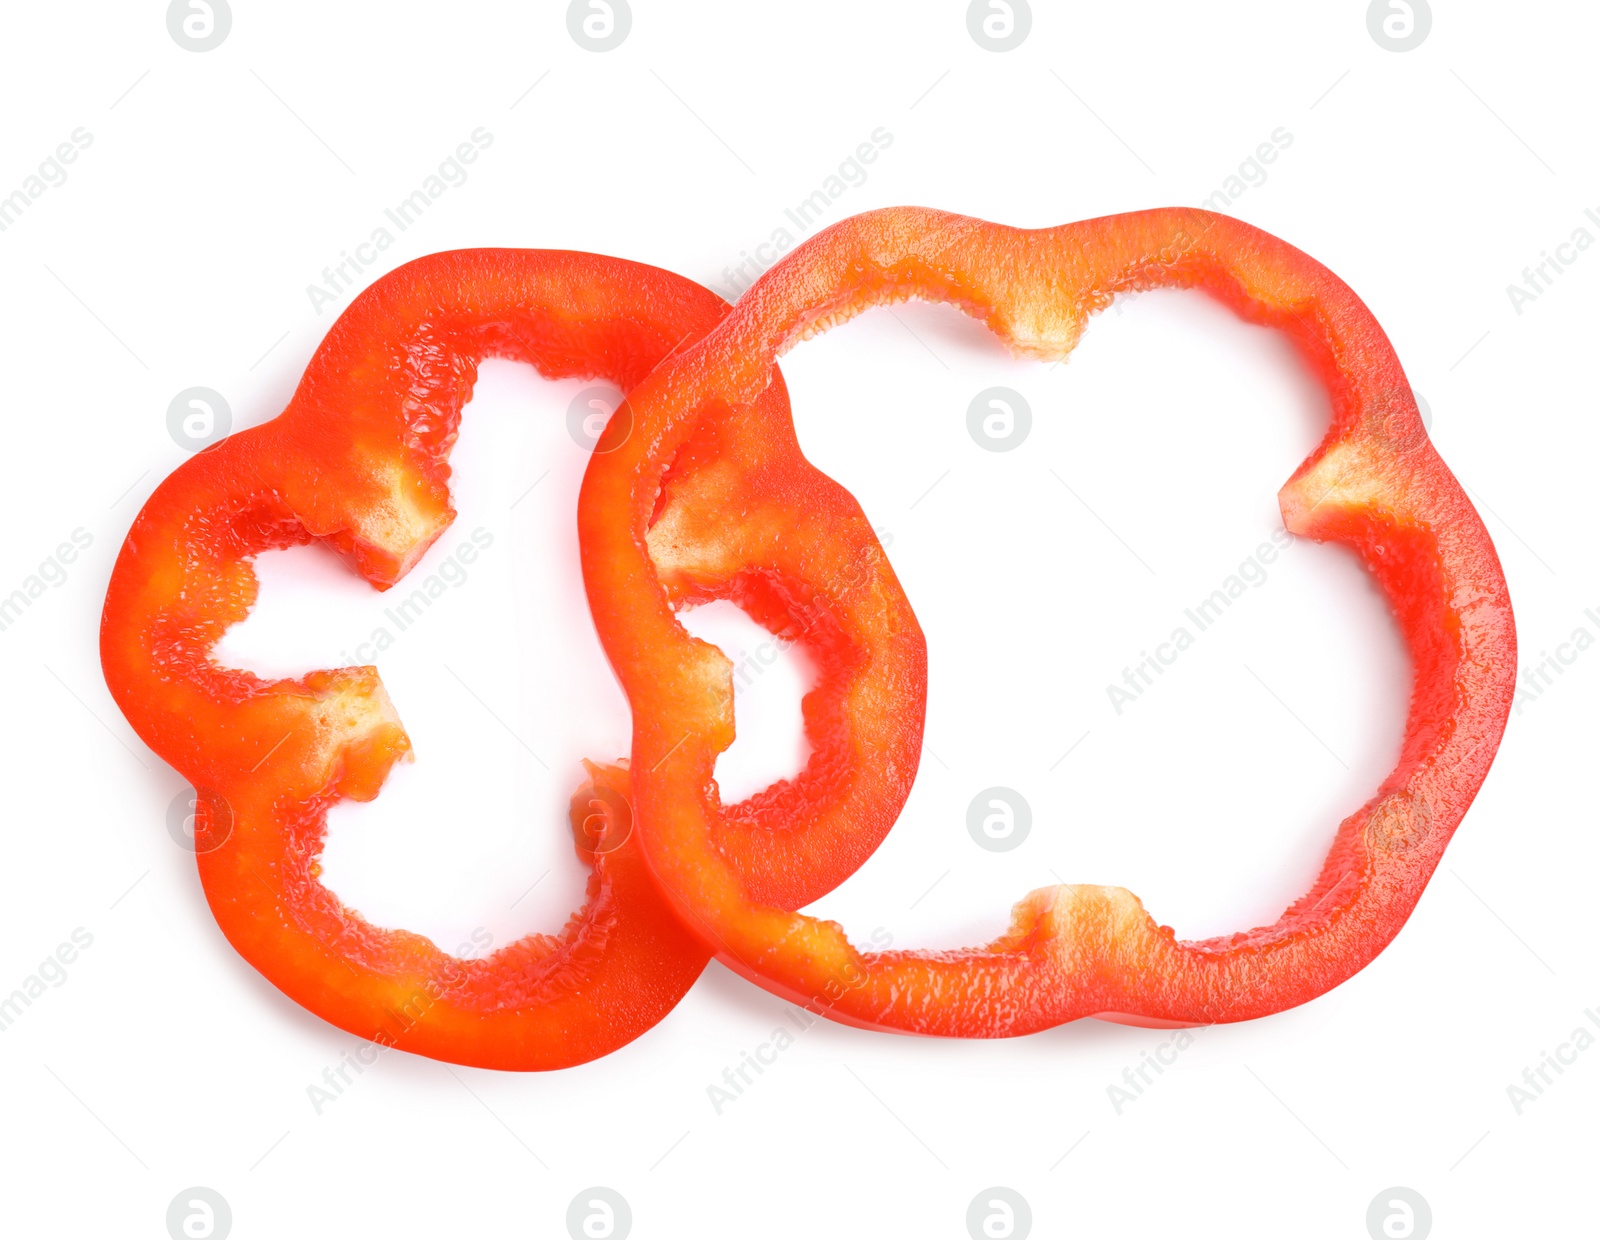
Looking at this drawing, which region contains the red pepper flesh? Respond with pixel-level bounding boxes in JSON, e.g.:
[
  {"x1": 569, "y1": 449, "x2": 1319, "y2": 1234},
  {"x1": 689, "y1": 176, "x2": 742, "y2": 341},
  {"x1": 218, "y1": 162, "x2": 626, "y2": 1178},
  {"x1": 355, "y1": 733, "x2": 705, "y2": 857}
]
[
  {"x1": 578, "y1": 207, "x2": 1518, "y2": 1035},
  {"x1": 101, "y1": 249, "x2": 920, "y2": 1067}
]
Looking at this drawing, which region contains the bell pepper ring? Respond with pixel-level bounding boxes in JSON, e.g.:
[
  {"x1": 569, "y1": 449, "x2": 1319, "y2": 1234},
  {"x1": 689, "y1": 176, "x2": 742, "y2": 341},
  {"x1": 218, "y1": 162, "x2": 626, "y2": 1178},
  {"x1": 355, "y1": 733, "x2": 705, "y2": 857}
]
[
  {"x1": 578, "y1": 207, "x2": 1517, "y2": 1035},
  {"x1": 100, "y1": 248, "x2": 923, "y2": 1068}
]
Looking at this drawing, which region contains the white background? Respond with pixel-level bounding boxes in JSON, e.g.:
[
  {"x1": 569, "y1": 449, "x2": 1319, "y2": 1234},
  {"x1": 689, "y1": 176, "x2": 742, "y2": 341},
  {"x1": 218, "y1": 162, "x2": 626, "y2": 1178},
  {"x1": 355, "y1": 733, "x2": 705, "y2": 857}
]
[{"x1": 0, "y1": 1, "x2": 1594, "y2": 1237}]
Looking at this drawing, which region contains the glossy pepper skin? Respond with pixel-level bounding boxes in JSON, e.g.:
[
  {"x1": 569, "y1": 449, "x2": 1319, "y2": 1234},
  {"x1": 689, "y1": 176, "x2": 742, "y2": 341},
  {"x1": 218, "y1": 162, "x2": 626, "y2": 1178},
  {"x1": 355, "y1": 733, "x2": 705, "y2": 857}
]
[
  {"x1": 100, "y1": 249, "x2": 921, "y2": 1068},
  {"x1": 579, "y1": 207, "x2": 1517, "y2": 1036}
]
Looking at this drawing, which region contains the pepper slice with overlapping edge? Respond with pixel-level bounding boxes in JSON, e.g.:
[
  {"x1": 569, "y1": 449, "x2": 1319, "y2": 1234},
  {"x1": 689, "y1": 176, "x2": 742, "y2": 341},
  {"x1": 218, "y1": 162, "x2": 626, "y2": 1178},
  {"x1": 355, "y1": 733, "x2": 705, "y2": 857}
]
[
  {"x1": 579, "y1": 207, "x2": 1517, "y2": 1035},
  {"x1": 101, "y1": 248, "x2": 924, "y2": 1068}
]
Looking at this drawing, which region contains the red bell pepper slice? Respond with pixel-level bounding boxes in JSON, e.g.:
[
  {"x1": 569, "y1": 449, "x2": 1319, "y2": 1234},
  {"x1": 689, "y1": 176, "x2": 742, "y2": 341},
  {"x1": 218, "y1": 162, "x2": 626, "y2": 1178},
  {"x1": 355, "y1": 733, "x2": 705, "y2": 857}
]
[
  {"x1": 579, "y1": 208, "x2": 1518, "y2": 1034},
  {"x1": 100, "y1": 249, "x2": 922, "y2": 1067}
]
